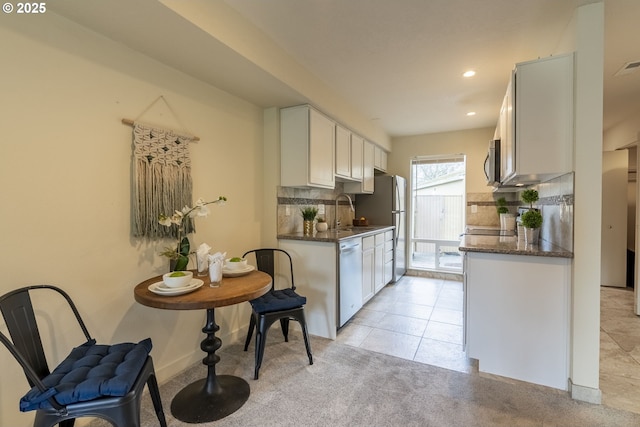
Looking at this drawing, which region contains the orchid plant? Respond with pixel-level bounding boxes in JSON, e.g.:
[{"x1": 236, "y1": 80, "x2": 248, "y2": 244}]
[{"x1": 158, "y1": 196, "x2": 227, "y2": 271}]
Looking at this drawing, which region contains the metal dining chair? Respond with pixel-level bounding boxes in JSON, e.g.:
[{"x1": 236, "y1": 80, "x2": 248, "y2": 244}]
[
  {"x1": 242, "y1": 248, "x2": 313, "y2": 379},
  {"x1": 0, "y1": 285, "x2": 167, "y2": 427}
]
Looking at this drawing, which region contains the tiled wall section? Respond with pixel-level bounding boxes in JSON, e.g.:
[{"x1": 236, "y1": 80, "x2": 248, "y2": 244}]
[
  {"x1": 533, "y1": 172, "x2": 574, "y2": 252},
  {"x1": 277, "y1": 183, "x2": 356, "y2": 234},
  {"x1": 466, "y1": 172, "x2": 574, "y2": 251},
  {"x1": 466, "y1": 191, "x2": 519, "y2": 226}
]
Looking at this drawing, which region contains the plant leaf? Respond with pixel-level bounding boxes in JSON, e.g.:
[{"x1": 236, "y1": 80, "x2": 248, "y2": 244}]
[
  {"x1": 174, "y1": 254, "x2": 189, "y2": 271},
  {"x1": 179, "y1": 236, "x2": 190, "y2": 257}
]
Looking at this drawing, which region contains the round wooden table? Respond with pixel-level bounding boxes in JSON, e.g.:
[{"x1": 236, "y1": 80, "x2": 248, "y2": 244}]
[{"x1": 134, "y1": 270, "x2": 271, "y2": 423}]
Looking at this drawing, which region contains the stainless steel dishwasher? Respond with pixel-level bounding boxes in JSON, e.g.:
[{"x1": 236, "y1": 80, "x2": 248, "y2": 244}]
[{"x1": 338, "y1": 238, "x2": 363, "y2": 327}]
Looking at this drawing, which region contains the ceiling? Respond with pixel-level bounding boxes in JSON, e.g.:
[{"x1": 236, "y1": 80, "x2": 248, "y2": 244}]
[{"x1": 48, "y1": 0, "x2": 640, "y2": 138}]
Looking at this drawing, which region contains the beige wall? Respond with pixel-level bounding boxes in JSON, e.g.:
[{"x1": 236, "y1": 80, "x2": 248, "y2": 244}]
[
  {"x1": 390, "y1": 126, "x2": 495, "y2": 193},
  {"x1": 0, "y1": 13, "x2": 265, "y2": 426},
  {"x1": 603, "y1": 108, "x2": 640, "y2": 151}
]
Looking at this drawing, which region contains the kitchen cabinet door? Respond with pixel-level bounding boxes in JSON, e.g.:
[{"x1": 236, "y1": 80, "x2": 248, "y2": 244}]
[
  {"x1": 335, "y1": 124, "x2": 351, "y2": 179},
  {"x1": 500, "y1": 87, "x2": 513, "y2": 181},
  {"x1": 383, "y1": 231, "x2": 394, "y2": 285},
  {"x1": 374, "y1": 146, "x2": 387, "y2": 172},
  {"x1": 374, "y1": 232, "x2": 385, "y2": 293},
  {"x1": 309, "y1": 108, "x2": 336, "y2": 188},
  {"x1": 281, "y1": 105, "x2": 335, "y2": 189},
  {"x1": 362, "y1": 236, "x2": 375, "y2": 303},
  {"x1": 350, "y1": 133, "x2": 364, "y2": 181},
  {"x1": 344, "y1": 140, "x2": 374, "y2": 194}
]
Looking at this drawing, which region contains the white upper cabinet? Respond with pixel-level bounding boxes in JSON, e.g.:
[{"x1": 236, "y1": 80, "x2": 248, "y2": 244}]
[
  {"x1": 345, "y1": 140, "x2": 374, "y2": 194},
  {"x1": 336, "y1": 124, "x2": 365, "y2": 183},
  {"x1": 335, "y1": 124, "x2": 352, "y2": 179},
  {"x1": 501, "y1": 53, "x2": 574, "y2": 185},
  {"x1": 350, "y1": 133, "x2": 364, "y2": 181},
  {"x1": 281, "y1": 105, "x2": 335, "y2": 189},
  {"x1": 374, "y1": 145, "x2": 388, "y2": 172}
]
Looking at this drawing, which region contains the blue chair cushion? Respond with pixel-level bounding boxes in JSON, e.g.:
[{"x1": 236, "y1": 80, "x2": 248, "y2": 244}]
[
  {"x1": 250, "y1": 289, "x2": 306, "y2": 314},
  {"x1": 20, "y1": 338, "x2": 152, "y2": 412}
]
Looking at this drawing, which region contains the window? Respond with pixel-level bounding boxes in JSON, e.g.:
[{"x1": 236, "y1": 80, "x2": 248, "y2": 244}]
[{"x1": 410, "y1": 155, "x2": 465, "y2": 272}]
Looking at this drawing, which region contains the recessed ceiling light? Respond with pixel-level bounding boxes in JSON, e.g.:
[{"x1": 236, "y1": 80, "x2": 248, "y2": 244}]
[
  {"x1": 463, "y1": 70, "x2": 476, "y2": 78},
  {"x1": 466, "y1": 111, "x2": 476, "y2": 116}
]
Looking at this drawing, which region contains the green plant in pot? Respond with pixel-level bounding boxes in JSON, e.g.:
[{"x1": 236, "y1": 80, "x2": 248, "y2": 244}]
[
  {"x1": 521, "y1": 209, "x2": 543, "y2": 229},
  {"x1": 316, "y1": 216, "x2": 328, "y2": 232},
  {"x1": 300, "y1": 206, "x2": 318, "y2": 235},
  {"x1": 496, "y1": 196, "x2": 515, "y2": 231},
  {"x1": 496, "y1": 197, "x2": 509, "y2": 215},
  {"x1": 521, "y1": 189, "x2": 539, "y2": 210},
  {"x1": 520, "y1": 189, "x2": 542, "y2": 244}
]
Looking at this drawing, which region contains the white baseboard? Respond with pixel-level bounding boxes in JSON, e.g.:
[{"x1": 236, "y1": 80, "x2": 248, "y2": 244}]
[{"x1": 569, "y1": 380, "x2": 602, "y2": 404}]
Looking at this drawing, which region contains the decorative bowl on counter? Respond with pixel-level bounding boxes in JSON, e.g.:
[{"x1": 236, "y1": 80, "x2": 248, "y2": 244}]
[{"x1": 353, "y1": 218, "x2": 369, "y2": 226}]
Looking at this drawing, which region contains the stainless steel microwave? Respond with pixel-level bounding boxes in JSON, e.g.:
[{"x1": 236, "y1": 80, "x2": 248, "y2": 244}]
[{"x1": 484, "y1": 139, "x2": 500, "y2": 186}]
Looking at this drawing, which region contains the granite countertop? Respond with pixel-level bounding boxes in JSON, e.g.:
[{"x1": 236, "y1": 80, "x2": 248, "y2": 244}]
[
  {"x1": 459, "y1": 234, "x2": 573, "y2": 258},
  {"x1": 278, "y1": 225, "x2": 395, "y2": 243}
]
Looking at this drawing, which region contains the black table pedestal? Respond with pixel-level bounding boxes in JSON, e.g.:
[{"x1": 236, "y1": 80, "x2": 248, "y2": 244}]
[{"x1": 170, "y1": 308, "x2": 250, "y2": 423}]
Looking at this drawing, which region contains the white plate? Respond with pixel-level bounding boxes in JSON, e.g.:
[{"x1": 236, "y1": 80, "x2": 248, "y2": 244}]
[
  {"x1": 222, "y1": 265, "x2": 255, "y2": 277},
  {"x1": 148, "y1": 279, "x2": 204, "y2": 296}
]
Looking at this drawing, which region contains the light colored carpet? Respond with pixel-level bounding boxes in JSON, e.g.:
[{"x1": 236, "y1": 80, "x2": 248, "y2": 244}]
[{"x1": 91, "y1": 334, "x2": 640, "y2": 427}]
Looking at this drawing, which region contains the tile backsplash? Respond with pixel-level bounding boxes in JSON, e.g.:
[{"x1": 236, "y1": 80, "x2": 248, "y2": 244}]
[
  {"x1": 466, "y1": 191, "x2": 519, "y2": 227},
  {"x1": 280, "y1": 172, "x2": 574, "y2": 252},
  {"x1": 533, "y1": 172, "x2": 574, "y2": 252},
  {"x1": 466, "y1": 173, "x2": 574, "y2": 251},
  {"x1": 277, "y1": 183, "x2": 356, "y2": 234}
]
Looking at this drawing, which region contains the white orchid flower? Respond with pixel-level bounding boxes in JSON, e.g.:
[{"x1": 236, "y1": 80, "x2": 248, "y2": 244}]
[
  {"x1": 158, "y1": 196, "x2": 227, "y2": 228},
  {"x1": 195, "y1": 205, "x2": 211, "y2": 217},
  {"x1": 158, "y1": 215, "x2": 173, "y2": 227}
]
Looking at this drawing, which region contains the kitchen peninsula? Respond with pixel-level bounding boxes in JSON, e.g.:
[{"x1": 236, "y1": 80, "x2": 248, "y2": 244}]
[
  {"x1": 459, "y1": 233, "x2": 573, "y2": 390},
  {"x1": 278, "y1": 225, "x2": 394, "y2": 339}
]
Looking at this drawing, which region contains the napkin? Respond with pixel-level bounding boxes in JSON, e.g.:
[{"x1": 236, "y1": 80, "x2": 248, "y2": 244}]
[
  {"x1": 196, "y1": 243, "x2": 212, "y2": 274},
  {"x1": 208, "y1": 251, "x2": 226, "y2": 286}
]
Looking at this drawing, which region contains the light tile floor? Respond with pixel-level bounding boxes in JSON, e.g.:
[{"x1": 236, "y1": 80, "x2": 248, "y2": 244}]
[
  {"x1": 600, "y1": 285, "x2": 640, "y2": 414},
  {"x1": 337, "y1": 275, "x2": 474, "y2": 373},
  {"x1": 337, "y1": 275, "x2": 640, "y2": 414}
]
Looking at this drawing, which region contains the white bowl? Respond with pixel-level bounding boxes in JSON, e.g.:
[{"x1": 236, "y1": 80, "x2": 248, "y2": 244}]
[
  {"x1": 162, "y1": 271, "x2": 193, "y2": 288},
  {"x1": 225, "y1": 258, "x2": 248, "y2": 270}
]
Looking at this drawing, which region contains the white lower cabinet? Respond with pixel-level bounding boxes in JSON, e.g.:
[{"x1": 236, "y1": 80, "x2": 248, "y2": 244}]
[
  {"x1": 373, "y1": 233, "x2": 385, "y2": 293},
  {"x1": 362, "y1": 236, "x2": 375, "y2": 303},
  {"x1": 465, "y1": 251, "x2": 571, "y2": 390},
  {"x1": 279, "y1": 228, "x2": 394, "y2": 340},
  {"x1": 383, "y1": 230, "x2": 394, "y2": 285},
  {"x1": 364, "y1": 230, "x2": 394, "y2": 302}
]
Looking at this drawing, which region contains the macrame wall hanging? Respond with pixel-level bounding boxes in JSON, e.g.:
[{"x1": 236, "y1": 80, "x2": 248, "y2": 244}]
[{"x1": 124, "y1": 96, "x2": 200, "y2": 239}]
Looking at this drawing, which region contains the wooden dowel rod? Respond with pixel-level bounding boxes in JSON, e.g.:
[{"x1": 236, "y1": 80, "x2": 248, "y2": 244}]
[{"x1": 121, "y1": 118, "x2": 200, "y2": 141}]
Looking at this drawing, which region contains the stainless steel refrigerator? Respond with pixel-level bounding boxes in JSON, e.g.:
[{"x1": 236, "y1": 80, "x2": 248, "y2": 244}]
[{"x1": 355, "y1": 175, "x2": 406, "y2": 282}]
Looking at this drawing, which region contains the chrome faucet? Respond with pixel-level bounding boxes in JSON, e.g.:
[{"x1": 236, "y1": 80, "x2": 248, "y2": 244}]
[{"x1": 334, "y1": 193, "x2": 355, "y2": 229}]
